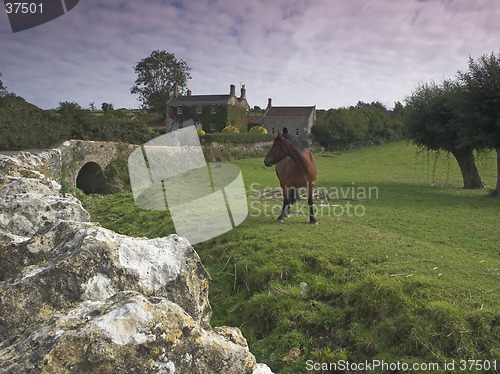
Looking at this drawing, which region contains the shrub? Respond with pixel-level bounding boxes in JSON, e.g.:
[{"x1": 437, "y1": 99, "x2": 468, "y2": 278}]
[
  {"x1": 197, "y1": 129, "x2": 206, "y2": 136},
  {"x1": 249, "y1": 126, "x2": 267, "y2": 134},
  {"x1": 102, "y1": 157, "x2": 130, "y2": 193},
  {"x1": 312, "y1": 101, "x2": 405, "y2": 151},
  {"x1": 0, "y1": 95, "x2": 69, "y2": 150},
  {"x1": 201, "y1": 132, "x2": 274, "y2": 144},
  {"x1": 222, "y1": 125, "x2": 240, "y2": 133}
]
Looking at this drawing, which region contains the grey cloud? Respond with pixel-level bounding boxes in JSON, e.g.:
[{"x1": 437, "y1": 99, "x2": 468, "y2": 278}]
[{"x1": 1, "y1": 0, "x2": 499, "y2": 110}]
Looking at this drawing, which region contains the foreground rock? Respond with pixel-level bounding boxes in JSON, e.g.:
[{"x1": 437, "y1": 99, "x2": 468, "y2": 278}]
[
  {"x1": 1, "y1": 290, "x2": 255, "y2": 373},
  {"x1": 0, "y1": 177, "x2": 90, "y2": 243},
  {"x1": 0, "y1": 151, "x2": 273, "y2": 373}
]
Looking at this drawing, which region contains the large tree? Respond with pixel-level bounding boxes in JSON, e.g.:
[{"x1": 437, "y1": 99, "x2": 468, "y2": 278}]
[
  {"x1": 457, "y1": 52, "x2": 500, "y2": 196},
  {"x1": 131, "y1": 50, "x2": 191, "y2": 118},
  {"x1": 404, "y1": 80, "x2": 484, "y2": 189}
]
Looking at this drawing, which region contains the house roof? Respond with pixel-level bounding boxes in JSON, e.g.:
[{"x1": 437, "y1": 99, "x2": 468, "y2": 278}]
[
  {"x1": 247, "y1": 116, "x2": 263, "y2": 125},
  {"x1": 264, "y1": 106, "x2": 315, "y2": 118},
  {"x1": 167, "y1": 95, "x2": 232, "y2": 106}
]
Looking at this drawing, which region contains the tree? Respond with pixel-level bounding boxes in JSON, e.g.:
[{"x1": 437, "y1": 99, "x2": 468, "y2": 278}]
[
  {"x1": 312, "y1": 108, "x2": 368, "y2": 150},
  {"x1": 131, "y1": 50, "x2": 191, "y2": 118},
  {"x1": 404, "y1": 80, "x2": 484, "y2": 189},
  {"x1": 58, "y1": 101, "x2": 84, "y2": 113},
  {"x1": 457, "y1": 52, "x2": 500, "y2": 196},
  {"x1": 353, "y1": 102, "x2": 403, "y2": 143},
  {"x1": 0, "y1": 72, "x2": 8, "y2": 97},
  {"x1": 312, "y1": 103, "x2": 403, "y2": 150},
  {"x1": 101, "y1": 102, "x2": 114, "y2": 112},
  {"x1": 57, "y1": 101, "x2": 94, "y2": 140},
  {"x1": 392, "y1": 101, "x2": 405, "y2": 119}
]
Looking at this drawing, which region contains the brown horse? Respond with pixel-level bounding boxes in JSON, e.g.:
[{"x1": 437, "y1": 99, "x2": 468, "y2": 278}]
[{"x1": 264, "y1": 131, "x2": 317, "y2": 224}]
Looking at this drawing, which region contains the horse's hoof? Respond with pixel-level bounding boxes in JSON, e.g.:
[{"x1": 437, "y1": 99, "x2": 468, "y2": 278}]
[
  {"x1": 309, "y1": 220, "x2": 318, "y2": 225},
  {"x1": 277, "y1": 218, "x2": 284, "y2": 223}
]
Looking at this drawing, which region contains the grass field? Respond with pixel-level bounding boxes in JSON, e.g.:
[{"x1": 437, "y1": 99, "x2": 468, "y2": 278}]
[{"x1": 81, "y1": 141, "x2": 500, "y2": 373}]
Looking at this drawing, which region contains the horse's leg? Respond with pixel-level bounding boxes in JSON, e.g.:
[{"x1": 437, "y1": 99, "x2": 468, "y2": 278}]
[
  {"x1": 308, "y1": 184, "x2": 317, "y2": 224},
  {"x1": 293, "y1": 188, "x2": 301, "y2": 202},
  {"x1": 278, "y1": 187, "x2": 290, "y2": 222},
  {"x1": 284, "y1": 188, "x2": 295, "y2": 217}
]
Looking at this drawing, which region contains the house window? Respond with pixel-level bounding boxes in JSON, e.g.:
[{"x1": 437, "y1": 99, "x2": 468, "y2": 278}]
[
  {"x1": 272, "y1": 128, "x2": 275, "y2": 134},
  {"x1": 211, "y1": 105, "x2": 216, "y2": 114},
  {"x1": 210, "y1": 123, "x2": 216, "y2": 132},
  {"x1": 296, "y1": 128, "x2": 299, "y2": 136},
  {"x1": 197, "y1": 106, "x2": 202, "y2": 114},
  {"x1": 177, "y1": 106, "x2": 182, "y2": 115}
]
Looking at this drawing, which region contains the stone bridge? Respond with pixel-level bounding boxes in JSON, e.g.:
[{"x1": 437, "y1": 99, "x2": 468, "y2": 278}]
[
  {"x1": 2, "y1": 138, "x2": 268, "y2": 194},
  {"x1": 1, "y1": 140, "x2": 138, "y2": 193},
  {"x1": 58, "y1": 140, "x2": 137, "y2": 193}
]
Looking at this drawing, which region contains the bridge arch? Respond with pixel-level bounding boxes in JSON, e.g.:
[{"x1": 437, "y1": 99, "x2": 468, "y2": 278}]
[
  {"x1": 76, "y1": 161, "x2": 106, "y2": 194},
  {"x1": 58, "y1": 140, "x2": 138, "y2": 193}
]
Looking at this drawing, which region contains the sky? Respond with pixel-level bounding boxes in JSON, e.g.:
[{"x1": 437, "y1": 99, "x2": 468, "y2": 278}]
[{"x1": 1, "y1": 0, "x2": 500, "y2": 111}]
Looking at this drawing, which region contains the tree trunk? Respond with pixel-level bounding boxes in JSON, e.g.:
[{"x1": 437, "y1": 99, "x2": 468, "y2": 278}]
[
  {"x1": 495, "y1": 147, "x2": 500, "y2": 197},
  {"x1": 450, "y1": 146, "x2": 484, "y2": 189}
]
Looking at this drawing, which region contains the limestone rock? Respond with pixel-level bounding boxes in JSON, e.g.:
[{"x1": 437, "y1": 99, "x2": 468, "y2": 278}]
[
  {"x1": 0, "y1": 177, "x2": 90, "y2": 240},
  {"x1": 0, "y1": 150, "x2": 62, "y2": 182},
  {"x1": 1, "y1": 292, "x2": 255, "y2": 373},
  {"x1": 0, "y1": 220, "x2": 212, "y2": 336},
  {"x1": 0, "y1": 151, "x2": 273, "y2": 373},
  {"x1": 253, "y1": 363, "x2": 275, "y2": 374}
]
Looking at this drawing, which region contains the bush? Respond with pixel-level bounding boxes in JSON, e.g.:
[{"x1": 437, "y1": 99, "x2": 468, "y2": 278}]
[
  {"x1": 222, "y1": 125, "x2": 240, "y2": 133},
  {"x1": 102, "y1": 157, "x2": 130, "y2": 193},
  {"x1": 0, "y1": 97, "x2": 157, "y2": 150},
  {"x1": 197, "y1": 129, "x2": 206, "y2": 136},
  {"x1": 0, "y1": 95, "x2": 69, "y2": 150},
  {"x1": 201, "y1": 132, "x2": 274, "y2": 144},
  {"x1": 312, "y1": 101, "x2": 405, "y2": 151},
  {"x1": 249, "y1": 126, "x2": 267, "y2": 134}
]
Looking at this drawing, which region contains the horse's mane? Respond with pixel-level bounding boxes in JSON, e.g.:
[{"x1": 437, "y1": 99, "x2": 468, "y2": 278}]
[{"x1": 283, "y1": 133, "x2": 308, "y2": 151}]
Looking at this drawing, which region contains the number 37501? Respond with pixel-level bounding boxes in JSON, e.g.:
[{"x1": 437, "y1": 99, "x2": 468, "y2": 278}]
[{"x1": 5, "y1": 3, "x2": 43, "y2": 14}]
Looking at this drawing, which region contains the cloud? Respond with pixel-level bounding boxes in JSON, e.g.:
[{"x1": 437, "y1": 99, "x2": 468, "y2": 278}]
[{"x1": 1, "y1": 0, "x2": 499, "y2": 110}]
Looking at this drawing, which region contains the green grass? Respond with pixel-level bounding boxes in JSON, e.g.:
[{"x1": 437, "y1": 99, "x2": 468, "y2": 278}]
[{"x1": 80, "y1": 141, "x2": 500, "y2": 373}]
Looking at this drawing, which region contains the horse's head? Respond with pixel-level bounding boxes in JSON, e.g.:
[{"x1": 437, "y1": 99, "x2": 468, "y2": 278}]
[{"x1": 264, "y1": 131, "x2": 289, "y2": 167}]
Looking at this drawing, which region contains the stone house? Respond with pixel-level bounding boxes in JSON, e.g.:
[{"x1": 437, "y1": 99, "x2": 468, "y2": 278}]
[
  {"x1": 262, "y1": 98, "x2": 316, "y2": 140},
  {"x1": 166, "y1": 84, "x2": 250, "y2": 133}
]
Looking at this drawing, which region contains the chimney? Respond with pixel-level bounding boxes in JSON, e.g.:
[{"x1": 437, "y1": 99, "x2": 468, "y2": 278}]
[
  {"x1": 267, "y1": 98, "x2": 272, "y2": 109},
  {"x1": 173, "y1": 82, "x2": 179, "y2": 98},
  {"x1": 240, "y1": 84, "x2": 246, "y2": 99},
  {"x1": 230, "y1": 84, "x2": 236, "y2": 97},
  {"x1": 187, "y1": 89, "x2": 192, "y2": 96}
]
